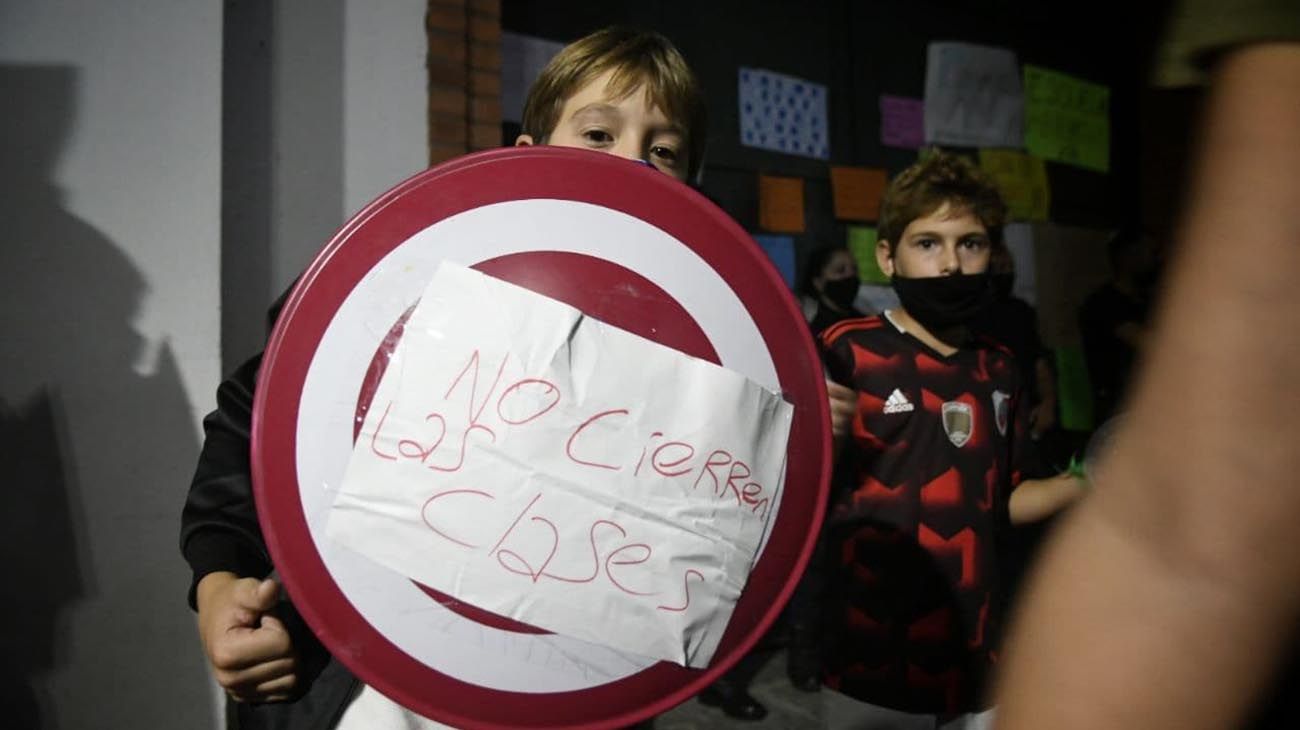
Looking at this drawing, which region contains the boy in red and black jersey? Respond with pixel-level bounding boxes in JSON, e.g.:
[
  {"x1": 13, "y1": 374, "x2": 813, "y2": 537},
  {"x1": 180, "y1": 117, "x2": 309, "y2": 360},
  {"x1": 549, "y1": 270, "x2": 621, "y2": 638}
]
[{"x1": 818, "y1": 152, "x2": 1082, "y2": 727}]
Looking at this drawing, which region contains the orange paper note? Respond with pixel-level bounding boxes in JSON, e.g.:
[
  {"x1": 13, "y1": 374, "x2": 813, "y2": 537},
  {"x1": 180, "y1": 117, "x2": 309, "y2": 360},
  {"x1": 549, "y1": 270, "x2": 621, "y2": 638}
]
[
  {"x1": 758, "y1": 174, "x2": 806, "y2": 233},
  {"x1": 830, "y1": 166, "x2": 887, "y2": 221}
]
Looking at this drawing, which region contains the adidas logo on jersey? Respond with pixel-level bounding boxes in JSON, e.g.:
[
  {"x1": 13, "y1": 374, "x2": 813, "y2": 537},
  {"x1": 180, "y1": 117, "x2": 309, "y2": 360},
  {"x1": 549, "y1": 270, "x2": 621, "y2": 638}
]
[{"x1": 883, "y1": 388, "x2": 914, "y2": 414}]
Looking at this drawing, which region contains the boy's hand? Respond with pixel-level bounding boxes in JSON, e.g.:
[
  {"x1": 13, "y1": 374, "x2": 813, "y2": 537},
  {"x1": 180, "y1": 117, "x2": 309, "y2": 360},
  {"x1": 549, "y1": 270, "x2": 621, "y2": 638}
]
[
  {"x1": 196, "y1": 572, "x2": 299, "y2": 703},
  {"x1": 825, "y1": 379, "x2": 856, "y2": 439}
]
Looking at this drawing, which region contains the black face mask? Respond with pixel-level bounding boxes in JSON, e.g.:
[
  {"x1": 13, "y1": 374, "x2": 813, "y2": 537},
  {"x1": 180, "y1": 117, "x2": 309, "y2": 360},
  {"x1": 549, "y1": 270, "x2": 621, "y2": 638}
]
[
  {"x1": 891, "y1": 272, "x2": 995, "y2": 331},
  {"x1": 992, "y1": 272, "x2": 1015, "y2": 300},
  {"x1": 821, "y1": 276, "x2": 860, "y2": 311}
]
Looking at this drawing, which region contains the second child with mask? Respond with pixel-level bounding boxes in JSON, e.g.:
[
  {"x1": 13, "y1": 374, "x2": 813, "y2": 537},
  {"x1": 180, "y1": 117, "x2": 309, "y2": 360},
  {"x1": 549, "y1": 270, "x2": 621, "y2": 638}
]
[
  {"x1": 804, "y1": 245, "x2": 868, "y2": 337},
  {"x1": 815, "y1": 151, "x2": 1083, "y2": 729}
]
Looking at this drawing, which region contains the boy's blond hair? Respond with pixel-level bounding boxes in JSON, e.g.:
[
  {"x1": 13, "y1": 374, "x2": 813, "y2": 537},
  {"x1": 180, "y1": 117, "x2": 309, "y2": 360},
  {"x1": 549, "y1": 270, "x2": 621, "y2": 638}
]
[
  {"x1": 879, "y1": 150, "x2": 1008, "y2": 252},
  {"x1": 520, "y1": 27, "x2": 707, "y2": 179}
]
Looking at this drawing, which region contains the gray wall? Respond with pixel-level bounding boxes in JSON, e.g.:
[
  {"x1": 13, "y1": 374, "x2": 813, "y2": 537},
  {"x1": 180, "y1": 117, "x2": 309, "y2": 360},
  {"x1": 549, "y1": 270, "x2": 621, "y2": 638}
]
[
  {"x1": 0, "y1": 1, "x2": 221, "y2": 728},
  {"x1": 224, "y1": 0, "x2": 428, "y2": 368},
  {"x1": 1, "y1": 0, "x2": 427, "y2": 726}
]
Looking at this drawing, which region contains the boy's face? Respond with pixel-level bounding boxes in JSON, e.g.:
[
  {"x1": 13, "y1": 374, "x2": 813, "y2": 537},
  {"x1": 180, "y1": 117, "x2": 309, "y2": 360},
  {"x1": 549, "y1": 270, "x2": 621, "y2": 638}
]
[
  {"x1": 515, "y1": 69, "x2": 690, "y2": 181},
  {"x1": 814, "y1": 249, "x2": 858, "y2": 289},
  {"x1": 877, "y1": 203, "x2": 992, "y2": 279}
]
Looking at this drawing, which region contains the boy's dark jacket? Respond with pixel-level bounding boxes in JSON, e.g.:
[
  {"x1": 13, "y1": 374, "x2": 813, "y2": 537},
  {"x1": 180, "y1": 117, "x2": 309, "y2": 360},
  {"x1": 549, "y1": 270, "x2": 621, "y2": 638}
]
[{"x1": 181, "y1": 291, "x2": 360, "y2": 729}]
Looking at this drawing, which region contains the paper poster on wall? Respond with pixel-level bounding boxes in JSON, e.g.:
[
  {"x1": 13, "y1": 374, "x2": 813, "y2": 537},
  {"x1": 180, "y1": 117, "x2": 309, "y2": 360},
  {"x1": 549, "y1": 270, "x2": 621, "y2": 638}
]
[
  {"x1": 979, "y1": 149, "x2": 1050, "y2": 221},
  {"x1": 754, "y1": 234, "x2": 797, "y2": 288},
  {"x1": 1023, "y1": 64, "x2": 1110, "y2": 173},
  {"x1": 1030, "y1": 222, "x2": 1112, "y2": 349},
  {"x1": 739, "y1": 68, "x2": 830, "y2": 160},
  {"x1": 846, "y1": 225, "x2": 888, "y2": 284},
  {"x1": 855, "y1": 284, "x2": 899, "y2": 316},
  {"x1": 758, "y1": 174, "x2": 806, "y2": 233},
  {"x1": 924, "y1": 42, "x2": 1023, "y2": 148},
  {"x1": 1001, "y1": 222, "x2": 1037, "y2": 306},
  {"x1": 501, "y1": 32, "x2": 566, "y2": 123},
  {"x1": 830, "y1": 166, "x2": 887, "y2": 221},
  {"x1": 328, "y1": 262, "x2": 794, "y2": 669},
  {"x1": 1054, "y1": 346, "x2": 1094, "y2": 431},
  {"x1": 879, "y1": 95, "x2": 925, "y2": 149}
]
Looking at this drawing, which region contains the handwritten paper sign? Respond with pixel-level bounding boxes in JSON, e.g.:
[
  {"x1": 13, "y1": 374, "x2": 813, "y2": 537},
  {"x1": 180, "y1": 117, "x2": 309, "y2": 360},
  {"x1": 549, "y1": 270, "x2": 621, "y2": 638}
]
[
  {"x1": 879, "y1": 95, "x2": 925, "y2": 149},
  {"x1": 328, "y1": 263, "x2": 794, "y2": 668},
  {"x1": 758, "y1": 174, "x2": 806, "y2": 233},
  {"x1": 978, "y1": 148, "x2": 1050, "y2": 221},
  {"x1": 754, "y1": 234, "x2": 797, "y2": 289},
  {"x1": 739, "y1": 67, "x2": 830, "y2": 159},
  {"x1": 924, "y1": 42, "x2": 1023, "y2": 148},
  {"x1": 1023, "y1": 64, "x2": 1110, "y2": 173},
  {"x1": 830, "y1": 166, "x2": 887, "y2": 222}
]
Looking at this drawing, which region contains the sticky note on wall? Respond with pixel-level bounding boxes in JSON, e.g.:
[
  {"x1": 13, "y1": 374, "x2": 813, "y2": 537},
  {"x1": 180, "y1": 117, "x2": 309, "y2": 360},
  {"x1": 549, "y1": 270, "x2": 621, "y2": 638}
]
[
  {"x1": 924, "y1": 42, "x2": 1023, "y2": 148},
  {"x1": 758, "y1": 174, "x2": 806, "y2": 233},
  {"x1": 979, "y1": 148, "x2": 1050, "y2": 221},
  {"x1": 739, "y1": 67, "x2": 830, "y2": 159},
  {"x1": 1023, "y1": 64, "x2": 1110, "y2": 173},
  {"x1": 1054, "y1": 346, "x2": 1094, "y2": 431},
  {"x1": 830, "y1": 166, "x2": 887, "y2": 222},
  {"x1": 754, "y1": 234, "x2": 796, "y2": 289},
  {"x1": 879, "y1": 95, "x2": 925, "y2": 149},
  {"x1": 847, "y1": 226, "x2": 889, "y2": 284}
]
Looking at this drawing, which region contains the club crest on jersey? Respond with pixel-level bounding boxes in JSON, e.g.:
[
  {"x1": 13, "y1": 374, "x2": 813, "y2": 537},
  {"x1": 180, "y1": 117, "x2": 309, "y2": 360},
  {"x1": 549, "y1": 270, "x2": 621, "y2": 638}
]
[
  {"x1": 992, "y1": 389, "x2": 1010, "y2": 436},
  {"x1": 942, "y1": 401, "x2": 974, "y2": 448}
]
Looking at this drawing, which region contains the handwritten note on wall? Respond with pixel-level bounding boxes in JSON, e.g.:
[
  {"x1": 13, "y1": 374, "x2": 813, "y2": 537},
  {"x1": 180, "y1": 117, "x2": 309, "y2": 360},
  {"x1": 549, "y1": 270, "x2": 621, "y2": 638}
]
[
  {"x1": 328, "y1": 263, "x2": 794, "y2": 668},
  {"x1": 879, "y1": 95, "x2": 925, "y2": 149},
  {"x1": 754, "y1": 234, "x2": 797, "y2": 289},
  {"x1": 739, "y1": 67, "x2": 830, "y2": 160},
  {"x1": 978, "y1": 149, "x2": 1050, "y2": 221},
  {"x1": 1023, "y1": 65, "x2": 1110, "y2": 173},
  {"x1": 846, "y1": 225, "x2": 888, "y2": 285},
  {"x1": 830, "y1": 166, "x2": 887, "y2": 222},
  {"x1": 758, "y1": 174, "x2": 806, "y2": 233},
  {"x1": 924, "y1": 42, "x2": 1023, "y2": 148}
]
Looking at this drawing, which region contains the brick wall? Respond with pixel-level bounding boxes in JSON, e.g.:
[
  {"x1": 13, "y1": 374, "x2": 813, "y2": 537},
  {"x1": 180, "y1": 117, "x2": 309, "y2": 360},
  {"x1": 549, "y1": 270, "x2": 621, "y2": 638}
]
[{"x1": 426, "y1": 0, "x2": 501, "y2": 165}]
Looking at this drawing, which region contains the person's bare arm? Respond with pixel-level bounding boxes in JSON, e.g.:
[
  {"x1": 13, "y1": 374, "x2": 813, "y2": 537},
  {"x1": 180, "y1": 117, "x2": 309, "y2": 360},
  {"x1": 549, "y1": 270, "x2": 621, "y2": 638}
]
[
  {"x1": 995, "y1": 43, "x2": 1300, "y2": 730},
  {"x1": 1008, "y1": 473, "x2": 1084, "y2": 525}
]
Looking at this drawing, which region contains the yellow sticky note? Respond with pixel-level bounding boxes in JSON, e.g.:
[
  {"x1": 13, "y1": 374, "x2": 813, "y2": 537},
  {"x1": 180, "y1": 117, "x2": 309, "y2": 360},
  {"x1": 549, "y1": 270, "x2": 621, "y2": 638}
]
[
  {"x1": 758, "y1": 174, "x2": 806, "y2": 233},
  {"x1": 979, "y1": 148, "x2": 1051, "y2": 221},
  {"x1": 830, "y1": 166, "x2": 887, "y2": 222}
]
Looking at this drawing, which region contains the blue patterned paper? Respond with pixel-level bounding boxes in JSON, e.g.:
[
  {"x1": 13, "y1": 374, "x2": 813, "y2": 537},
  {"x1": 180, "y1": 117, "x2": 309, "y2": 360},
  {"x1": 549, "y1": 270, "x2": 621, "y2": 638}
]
[{"x1": 739, "y1": 68, "x2": 829, "y2": 160}]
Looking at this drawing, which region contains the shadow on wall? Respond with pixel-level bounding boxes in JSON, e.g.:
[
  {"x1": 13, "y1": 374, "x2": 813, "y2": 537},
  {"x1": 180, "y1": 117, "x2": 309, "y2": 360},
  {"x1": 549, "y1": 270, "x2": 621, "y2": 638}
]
[{"x1": 0, "y1": 66, "x2": 215, "y2": 730}]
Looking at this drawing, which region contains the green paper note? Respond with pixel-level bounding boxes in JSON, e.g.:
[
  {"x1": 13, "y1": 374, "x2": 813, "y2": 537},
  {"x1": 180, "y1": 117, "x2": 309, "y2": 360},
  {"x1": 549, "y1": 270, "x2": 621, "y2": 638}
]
[
  {"x1": 847, "y1": 226, "x2": 888, "y2": 284},
  {"x1": 1024, "y1": 64, "x2": 1110, "y2": 173},
  {"x1": 1054, "y1": 345, "x2": 1094, "y2": 431}
]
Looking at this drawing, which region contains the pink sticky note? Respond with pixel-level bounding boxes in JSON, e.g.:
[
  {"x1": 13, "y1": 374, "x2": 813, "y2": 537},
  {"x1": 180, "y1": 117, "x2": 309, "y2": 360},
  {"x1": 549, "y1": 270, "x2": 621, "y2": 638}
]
[{"x1": 880, "y1": 95, "x2": 925, "y2": 149}]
